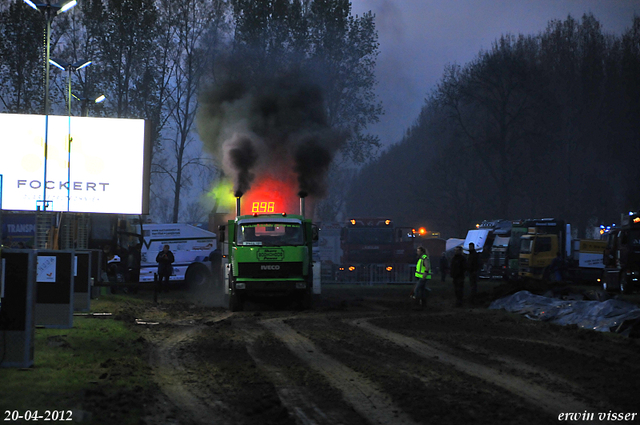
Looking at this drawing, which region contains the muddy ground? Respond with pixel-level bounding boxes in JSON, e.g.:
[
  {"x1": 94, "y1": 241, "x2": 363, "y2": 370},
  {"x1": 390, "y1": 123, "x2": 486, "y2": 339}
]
[{"x1": 96, "y1": 281, "x2": 640, "y2": 425}]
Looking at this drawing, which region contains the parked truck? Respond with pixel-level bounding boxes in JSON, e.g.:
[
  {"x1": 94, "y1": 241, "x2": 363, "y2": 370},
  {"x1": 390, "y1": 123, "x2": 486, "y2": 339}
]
[
  {"x1": 518, "y1": 219, "x2": 605, "y2": 283},
  {"x1": 600, "y1": 212, "x2": 640, "y2": 294},
  {"x1": 338, "y1": 217, "x2": 415, "y2": 283},
  {"x1": 218, "y1": 195, "x2": 318, "y2": 311},
  {"x1": 460, "y1": 219, "x2": 511, "y2": 280}
]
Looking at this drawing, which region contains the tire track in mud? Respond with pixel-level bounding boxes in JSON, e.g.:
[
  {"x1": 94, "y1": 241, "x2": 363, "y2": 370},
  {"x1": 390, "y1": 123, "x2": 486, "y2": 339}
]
[
  {"x1": 240, "y1": 325, "x2": 349, "y2": 425},
  {"x1": 455, "y1": 342, "x2": 585, "y2": 393},
  {"x1": 261, "y1": 318, "x2": 421, "y2": 425},
  {"x1": 349, "y1": 318, "x2": 594, "y2": 417},
  {"x1": 148, "y1": 313, "x2": 235, "y2": 425}
]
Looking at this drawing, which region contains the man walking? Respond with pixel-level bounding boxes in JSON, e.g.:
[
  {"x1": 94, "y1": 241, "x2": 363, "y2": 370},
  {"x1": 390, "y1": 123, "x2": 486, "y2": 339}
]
[
  {"x1": 156, "y1": 244, "x2": 175, "y2": 292},
  {"x1": 439, "y1": 251, "x2": 449, "y2": 282},
  {"x1": 450, "y1": 246, "x2": 467, "y2": 307},
  {"x1": 413, "y1": 246, "x2": 432, "y2": 310},
  {"x1": 467, "y1": 242, "x2": 480, "y2": 302}
]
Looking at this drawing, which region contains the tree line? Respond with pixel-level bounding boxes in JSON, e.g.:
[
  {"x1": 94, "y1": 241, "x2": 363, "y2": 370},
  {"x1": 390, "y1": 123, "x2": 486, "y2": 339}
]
[
  {"x1": 346, "y1": 14, "x2": 640, "y2": 238},
  {"x1": 0, "y1": 0, "x2": 381, "y2": 222}
]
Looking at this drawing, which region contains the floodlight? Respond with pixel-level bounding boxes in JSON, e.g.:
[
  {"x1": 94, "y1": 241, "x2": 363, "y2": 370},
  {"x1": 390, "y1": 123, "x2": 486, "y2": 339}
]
[
  {"x1": 49, "y1": 58, "x2": 67, "y2": 70},
  {"x1": 74, "y1": 60, "x2": 92, "y2": 70},
  {"x1": 59, "y1": 0, "x2": 77, "y2": 13},
  {"x1": 23, "y1": 0, "x2": 38, "y2": 10}
]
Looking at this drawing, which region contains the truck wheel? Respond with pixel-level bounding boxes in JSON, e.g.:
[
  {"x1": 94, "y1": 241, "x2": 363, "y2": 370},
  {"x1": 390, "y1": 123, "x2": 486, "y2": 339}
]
[
  {"x1": 620, "y1": 272, "x2": 634, "y2": 295},
  {"x1": 296, "y1": 289, "x2": 312, "y2": 311},
  {"x1": 229, "y1": 291, "x2": 244, "y2": 312},
  {"x1": 302, "y1": 289, "x2": 313, "y2": 310},
  {"x1": 185, "y1": 263, "x2": 211, "y2": 289}
]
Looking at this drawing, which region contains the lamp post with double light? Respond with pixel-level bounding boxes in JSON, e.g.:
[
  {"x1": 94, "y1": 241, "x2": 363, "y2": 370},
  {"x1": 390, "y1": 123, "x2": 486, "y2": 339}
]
[
  {"x1": 23, "y1": 0, "x2": 77, "y2": 213},
  {"x1": 49, "y1": 58, "x2": 91, "y2": 211},
  {"x1": 72, "y1": 94, "x2": 106, "y2": 117}
]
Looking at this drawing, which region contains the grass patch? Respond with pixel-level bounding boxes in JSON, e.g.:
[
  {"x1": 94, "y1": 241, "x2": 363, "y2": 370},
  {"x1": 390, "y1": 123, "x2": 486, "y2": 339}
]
[{"x1": 0, "y1": 297, "x2": 155, "y2": 425}]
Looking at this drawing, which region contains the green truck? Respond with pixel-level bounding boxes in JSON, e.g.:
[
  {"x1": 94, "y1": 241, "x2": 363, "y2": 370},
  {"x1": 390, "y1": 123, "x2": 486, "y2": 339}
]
[{"x1": 218, "y1": 196, "x2": 318, "y2": 311}]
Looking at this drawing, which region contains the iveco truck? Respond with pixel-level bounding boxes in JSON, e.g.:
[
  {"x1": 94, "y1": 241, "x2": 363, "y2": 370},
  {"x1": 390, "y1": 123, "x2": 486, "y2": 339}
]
[{"x1": 218, "y1": 195, "x2": 319, "y2": 311}]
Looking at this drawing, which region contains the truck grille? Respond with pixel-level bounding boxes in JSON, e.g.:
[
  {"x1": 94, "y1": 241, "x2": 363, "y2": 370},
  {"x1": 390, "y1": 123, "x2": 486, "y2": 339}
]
[
  {"x1": 520, "y1": 258, "x2": 529, "y2": 266},
  {"x1": 238, "y1": 262, "x2": 304, "y2": 278}
]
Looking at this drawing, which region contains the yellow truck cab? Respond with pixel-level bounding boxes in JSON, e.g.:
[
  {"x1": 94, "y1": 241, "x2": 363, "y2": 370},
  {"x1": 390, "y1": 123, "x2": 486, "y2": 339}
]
[{"x1": 519, "y1": 231, "x2": 559, "y2": 280}]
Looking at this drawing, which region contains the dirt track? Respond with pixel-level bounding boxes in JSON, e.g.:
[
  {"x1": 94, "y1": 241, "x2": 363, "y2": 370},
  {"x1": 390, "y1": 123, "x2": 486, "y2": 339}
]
[{"x1": 125, "y1": 283, "x2": 640, "y2": 425}]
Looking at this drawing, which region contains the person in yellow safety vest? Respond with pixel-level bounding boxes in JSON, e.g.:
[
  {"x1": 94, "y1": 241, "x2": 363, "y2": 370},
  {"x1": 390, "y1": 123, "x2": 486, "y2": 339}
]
[{"x1": 413, "y1": 246, "x2": 432, "y2": 310}]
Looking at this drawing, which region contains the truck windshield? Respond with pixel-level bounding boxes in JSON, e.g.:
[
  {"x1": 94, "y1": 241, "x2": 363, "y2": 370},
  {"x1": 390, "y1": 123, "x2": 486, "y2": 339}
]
[
  {"x1": 345, "y1": 228, "x2": 394, "y2": 244},
  {"x1": 534, "y1": 237, "x2": 552, "y2": 253},
  {"x1": 237, "y1": 223, "x2": 303, "y2": 246},
  {"x1": 508, "y1": 228, "x2": 527, "y2": 258},
  {"x1": 520, "y1": 238, "x2": 532, "y2": 254}
]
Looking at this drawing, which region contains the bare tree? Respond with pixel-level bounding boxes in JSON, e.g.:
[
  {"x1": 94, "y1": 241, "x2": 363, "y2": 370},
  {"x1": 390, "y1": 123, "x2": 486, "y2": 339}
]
[{"x1": 153, "y1": 0, "x2": 228, "y2": 223}]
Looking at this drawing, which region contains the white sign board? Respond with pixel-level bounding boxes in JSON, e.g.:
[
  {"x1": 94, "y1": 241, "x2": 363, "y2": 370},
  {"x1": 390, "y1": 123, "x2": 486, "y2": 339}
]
[
  {"x1": 0, "y1": 113, "x2": 149, "y2": 214},
  {"x1": 579, "y1": 253, "x2": 605, "y2": 269},
  {"x1": 37, "y1": 255, "x2": 57, "y2": 283}
]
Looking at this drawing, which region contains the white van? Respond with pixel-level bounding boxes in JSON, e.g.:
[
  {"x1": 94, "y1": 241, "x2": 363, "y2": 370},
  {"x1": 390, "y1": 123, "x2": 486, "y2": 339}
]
[{"x1": 139, "y1": 224, "x2": 217, "y2": 287}]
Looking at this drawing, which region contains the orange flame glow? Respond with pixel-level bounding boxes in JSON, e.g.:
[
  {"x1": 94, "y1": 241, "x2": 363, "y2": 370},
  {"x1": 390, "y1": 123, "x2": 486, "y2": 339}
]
[{"x1": 240, "y1": 173, "x2": 299, "y2": 215}]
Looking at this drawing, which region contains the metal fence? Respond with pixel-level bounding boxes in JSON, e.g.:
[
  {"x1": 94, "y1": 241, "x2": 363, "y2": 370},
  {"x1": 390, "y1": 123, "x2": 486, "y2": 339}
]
[{"x1": 321, "y1": 263, "x2": 416, "y2": 285}]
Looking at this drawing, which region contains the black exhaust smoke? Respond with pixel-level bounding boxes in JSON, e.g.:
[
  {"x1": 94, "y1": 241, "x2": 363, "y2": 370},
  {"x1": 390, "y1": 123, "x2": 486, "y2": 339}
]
[
  {"x1": 294, "y1": 137, "x2": 334, "y2": 198},
  {"x1": 225, "y1": 135, "x2": 258, "y2": 197},
  {"x1": 198, "y1": 68, "x2": 348, "y2": 205}
]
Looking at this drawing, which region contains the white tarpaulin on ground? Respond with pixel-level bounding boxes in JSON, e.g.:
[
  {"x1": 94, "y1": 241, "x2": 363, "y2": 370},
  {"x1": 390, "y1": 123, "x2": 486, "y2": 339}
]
[{"x1": 489, "y1": 290, "x2": 640, "y2": 336}]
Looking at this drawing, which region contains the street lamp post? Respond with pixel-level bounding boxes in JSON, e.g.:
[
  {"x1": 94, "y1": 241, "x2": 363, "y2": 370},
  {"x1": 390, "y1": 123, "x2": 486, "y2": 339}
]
[
  {"x1": 71, "y1": 93, "x2": 106, "y2": 117},
  {"x1": 50, "y1": 58, "x2": 91, "y2": 211},
  {"x1": 23, "y1": 0, "x2": 77, "y2": 213}
]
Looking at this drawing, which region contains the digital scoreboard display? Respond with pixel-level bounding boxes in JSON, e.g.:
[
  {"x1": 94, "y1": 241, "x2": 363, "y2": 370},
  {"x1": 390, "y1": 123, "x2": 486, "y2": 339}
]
[{"x1": 252, "y1": 201, "x2": 276, "y2": 213}]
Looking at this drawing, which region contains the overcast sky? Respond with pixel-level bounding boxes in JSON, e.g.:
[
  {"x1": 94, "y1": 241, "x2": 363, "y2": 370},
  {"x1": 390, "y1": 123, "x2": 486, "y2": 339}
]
[{"x1": 350, "y1": 0, "x2": 640, "y2": 147}]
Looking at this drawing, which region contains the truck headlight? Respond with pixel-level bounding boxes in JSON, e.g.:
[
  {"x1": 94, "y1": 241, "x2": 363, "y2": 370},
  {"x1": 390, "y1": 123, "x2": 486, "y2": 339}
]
[
  {"x1": 296, "y1": 282, "x2": 307, "y2": 289},
  {"x1": 235, "y1": 282, "x2": 245, "y2": 290}
]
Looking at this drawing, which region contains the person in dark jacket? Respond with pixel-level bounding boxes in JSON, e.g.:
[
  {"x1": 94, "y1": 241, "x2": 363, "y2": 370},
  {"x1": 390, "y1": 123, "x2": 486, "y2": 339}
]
[
  {"x1": 209, "y1": 249, "x2": 223, "y2": 286},
  {"x1": 450, "y1": 246, "x2": 467, "y2": 307},
  {"x1": 467, "y1": 242, "x2": 480, "y2": 301},
  {"x1": 439, "y1": 251, "x2": 449, "y2": 282},
  {"x1": 156, "y1": 244, "x2": 175, "y2": 292},
  {"x1": 548, "y1": 252, "x2": 565, "y2": 282}
]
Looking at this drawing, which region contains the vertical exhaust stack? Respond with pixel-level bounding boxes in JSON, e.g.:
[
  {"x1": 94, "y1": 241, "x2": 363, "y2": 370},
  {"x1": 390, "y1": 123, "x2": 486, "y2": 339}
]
[
  {"x1": 299, "y1": 191, "x2": 308, "y2": 218},
  {"x1": 235, "y1": 191, "x2": 243, "y2": 217}
]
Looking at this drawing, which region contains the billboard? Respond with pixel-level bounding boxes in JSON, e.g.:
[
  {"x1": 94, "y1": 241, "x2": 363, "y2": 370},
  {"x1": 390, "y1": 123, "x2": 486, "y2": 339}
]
[{"x1": 0, "y1": 113, "x2": 150, "y2": 214}]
